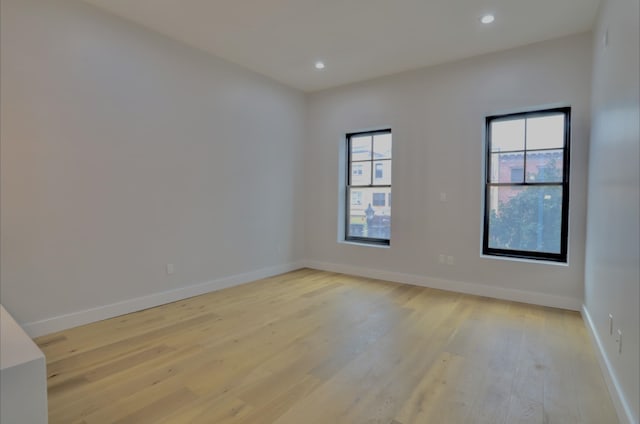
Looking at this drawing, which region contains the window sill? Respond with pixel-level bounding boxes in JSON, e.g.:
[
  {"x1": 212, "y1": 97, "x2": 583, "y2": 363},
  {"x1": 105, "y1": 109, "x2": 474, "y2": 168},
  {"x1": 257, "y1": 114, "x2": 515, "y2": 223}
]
[
  {"x1": 480, "y1": 253, "x2": 568, "y2": 267},
  {"x1": 339, "y1": 240, "x2": 390, "y2": 249}
]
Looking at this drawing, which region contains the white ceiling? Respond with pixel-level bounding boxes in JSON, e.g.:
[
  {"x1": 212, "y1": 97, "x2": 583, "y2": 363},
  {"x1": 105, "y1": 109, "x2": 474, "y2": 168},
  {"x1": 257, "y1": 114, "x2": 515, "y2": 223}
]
[{"x1": 81, "y1": 0, "x2": 600, "y2": 92}]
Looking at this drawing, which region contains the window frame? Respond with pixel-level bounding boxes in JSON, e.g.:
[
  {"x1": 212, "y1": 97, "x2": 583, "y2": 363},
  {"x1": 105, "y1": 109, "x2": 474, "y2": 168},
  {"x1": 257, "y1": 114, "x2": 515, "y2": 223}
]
[
  {"x1": 345, "y1": 129, "x2": 392, "y2": 246},
  {"x1": 482, "y1": 107, "x2": 571, "y2": 263}
]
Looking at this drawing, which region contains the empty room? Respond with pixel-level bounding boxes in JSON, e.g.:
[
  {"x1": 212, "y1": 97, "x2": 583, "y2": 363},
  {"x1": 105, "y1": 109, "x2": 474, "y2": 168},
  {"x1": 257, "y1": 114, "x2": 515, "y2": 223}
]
[{"x1": 1, "y1": 0, "x2": 638, "y2": 423}]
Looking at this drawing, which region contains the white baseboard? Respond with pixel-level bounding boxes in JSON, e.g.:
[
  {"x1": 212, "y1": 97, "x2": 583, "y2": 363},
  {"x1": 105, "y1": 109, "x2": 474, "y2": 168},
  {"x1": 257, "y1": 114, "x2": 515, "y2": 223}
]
[
  {"x1": 582, "y1": 305, "x2": 636, "y2": 424},
  {"x1": 22, "y1": 262, "x2": 304, "y2": 338},
  {"x1": 302, "y1": 259, "x2": 582, "y2": 311}
]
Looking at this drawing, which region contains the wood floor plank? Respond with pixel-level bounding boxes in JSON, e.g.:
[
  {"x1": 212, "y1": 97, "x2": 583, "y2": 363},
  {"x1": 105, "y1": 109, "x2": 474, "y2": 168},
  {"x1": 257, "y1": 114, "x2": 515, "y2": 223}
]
[
  {"x1": 48, "y1": 345, "x2": 205, "y2": 422},
  {"x1": 157, "y1": 393, "x2": 254, "y2": 424},
  {"x1": 272, "y1": 290, "x2": 471, "y2": 423},
  {"x1": 394, "y1": 351, "x2": 466, "y2": 423},
  {"x1": 35, "y1": 269, "x2": 619, "y2": 424},
  {"x1": 543, "y1": 309, "x2": 583, "y2": 424},
  {"x1": 112, "y1": 387, "x2": 198, "y2": 424},
  {"x1": 504, "y1": 304, "x2": 546, "y2": 424}
]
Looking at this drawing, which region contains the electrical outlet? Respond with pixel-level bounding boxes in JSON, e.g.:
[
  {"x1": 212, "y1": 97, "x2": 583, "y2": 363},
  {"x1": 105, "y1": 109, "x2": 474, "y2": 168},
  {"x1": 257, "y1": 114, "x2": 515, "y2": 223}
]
[
  {"x1": 166, "y1": 263, "x2": 175, "y2": 275},
  {"x1": 438, "y1": 254, "x2": 445, "y2": 264},
  {"x1": 616, "y1": 329, "x2": 622, "y2": 354},
  {"x1": 609, "y1": 314, "x2": 613, "y2": 335},
  {"x1": 446, "y1": 256, "x2": 454, "y2": 265}
]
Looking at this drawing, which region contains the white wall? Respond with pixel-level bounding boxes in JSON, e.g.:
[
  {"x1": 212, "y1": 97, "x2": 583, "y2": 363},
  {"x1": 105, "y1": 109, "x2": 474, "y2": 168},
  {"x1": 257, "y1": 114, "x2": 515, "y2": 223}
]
[
  {"x1": 0, "y1": 0, "x2": 306, "y2": 331},
  {"x1": 584, "y1": 0, "x2": 640, "y2": 422},
  {"x1": 304, "y1": 34, "x2": 593, "y2": 309},
  {"x1": 0, "y1": 306, "x2": 48, "y2": 424}
]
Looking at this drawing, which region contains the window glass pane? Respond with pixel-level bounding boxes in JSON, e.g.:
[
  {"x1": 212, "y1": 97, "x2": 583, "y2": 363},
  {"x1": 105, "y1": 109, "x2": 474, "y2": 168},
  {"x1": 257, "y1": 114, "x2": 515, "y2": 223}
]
[
  {"x1": 373, "y1": 133, "x2": 392, "y2": 159},
  {"x1": 372, "y1": 193, "x2": 386, "y2": 206},
  {"x1": 525, "y1": 150, "x2": 564, "y2": 183},
  {"x1": 350, "y1": 162, "x2": 371, "y2": 186},
  {"x1": 526, "y1": 114, "x2": 564, "y2": 150},
  {"x1": 487, "y1": 185, "x2": 562, "y2": 254},
  {"x1": 350, "y1": 190, "x2": 363, "y2": 207},
  {"x1": 372, "y1": 160, "x2": 391, "y2": 185},
  {"x1": 511, "y1": 168, "x2": 524, "y2": 183},
  {"x1": 490, "y1": 153, "x2": 524, "y2": 183},
  {"x1": 351, "y1": 136, "x2": 372, "y2": 161},
  {"x1": 491, "y1": 119, "x2": 525, "y2": 152},
  {"x1": 347, "y1": 187, "x2": 391, "y2": 240}
]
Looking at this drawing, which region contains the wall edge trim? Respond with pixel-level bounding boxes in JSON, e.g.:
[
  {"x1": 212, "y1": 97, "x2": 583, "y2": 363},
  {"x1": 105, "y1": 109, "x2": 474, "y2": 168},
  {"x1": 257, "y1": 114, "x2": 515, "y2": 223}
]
[{"x1": 582, "y1": 305, "x2": 637, "y2": 424}]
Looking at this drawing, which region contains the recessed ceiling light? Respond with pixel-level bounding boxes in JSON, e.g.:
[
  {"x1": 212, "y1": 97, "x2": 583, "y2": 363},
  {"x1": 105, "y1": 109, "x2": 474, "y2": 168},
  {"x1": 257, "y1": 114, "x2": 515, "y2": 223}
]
[
  {"x1": 480, "y1": 14, "x2": 495, "y2": 24},
  {"x1": 314, "y1": 61, "x2": 325, "y2": 70}
]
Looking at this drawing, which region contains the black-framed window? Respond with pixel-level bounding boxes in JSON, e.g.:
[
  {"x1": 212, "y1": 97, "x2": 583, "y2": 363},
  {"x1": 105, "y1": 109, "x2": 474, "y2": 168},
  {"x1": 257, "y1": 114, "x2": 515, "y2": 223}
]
[
  {"x1": 483, "y1": 107, "x2": 570, "y2": 262},
  {"x1": 346, "y1": 129, "x2": 392, "y2": 245}
]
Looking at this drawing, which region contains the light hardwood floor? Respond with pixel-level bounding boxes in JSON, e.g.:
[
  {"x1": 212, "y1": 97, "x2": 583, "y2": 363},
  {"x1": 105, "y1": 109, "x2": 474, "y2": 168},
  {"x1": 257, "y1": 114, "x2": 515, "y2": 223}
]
[{"x1": 35, "y1": 269, "x2": 618, "y2": 424}]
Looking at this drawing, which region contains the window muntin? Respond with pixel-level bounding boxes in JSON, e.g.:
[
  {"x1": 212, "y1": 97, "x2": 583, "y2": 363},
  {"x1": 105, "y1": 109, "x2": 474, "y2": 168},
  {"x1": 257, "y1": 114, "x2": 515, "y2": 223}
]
[
  {"x1": 483, "y1": 108, "x2": 570, "y2": 262},
  {"x1": 346, "y1": 130, "x2": 392, "y2": 245}
]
